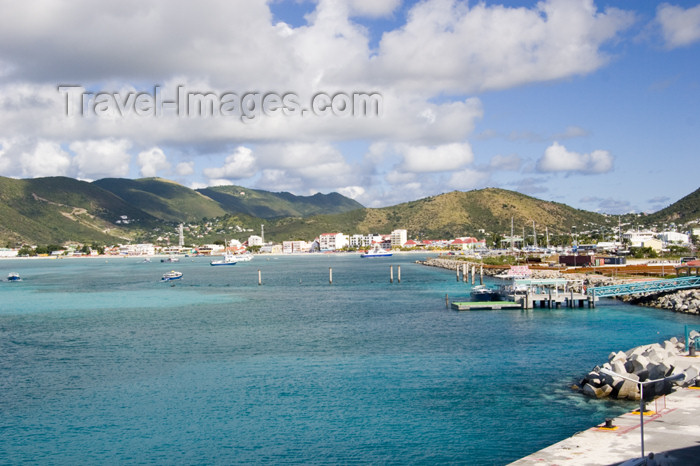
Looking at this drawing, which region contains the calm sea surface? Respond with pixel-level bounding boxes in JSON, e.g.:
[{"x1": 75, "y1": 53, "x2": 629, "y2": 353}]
[{"x1": 1, "y1": 254, "x2": 697, "y2": 464}]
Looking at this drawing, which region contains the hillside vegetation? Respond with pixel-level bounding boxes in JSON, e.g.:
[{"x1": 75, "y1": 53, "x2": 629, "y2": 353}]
[
  {"x1": 0, "y1": 176, "x2": 150, "y2": 244},
  {"x1": 197, "y1": 185, "x2": 364, "y2": 219},
  {"x1": 1, "y1": 175, "x2": 696, "y2": 246},
  {"x1": 265, "y1": 188, "x2": 609, "y2": 242}
]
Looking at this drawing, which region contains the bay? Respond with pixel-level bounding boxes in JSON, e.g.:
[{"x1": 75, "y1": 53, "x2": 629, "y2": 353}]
[{"x1": 1, "y1": 254, "x2": 697, "y2": 464}]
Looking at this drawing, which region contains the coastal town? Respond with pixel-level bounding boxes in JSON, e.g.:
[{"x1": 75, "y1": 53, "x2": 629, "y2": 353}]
[{"x1": 0, "y1": 222, "x2": 697, "y2": 260}]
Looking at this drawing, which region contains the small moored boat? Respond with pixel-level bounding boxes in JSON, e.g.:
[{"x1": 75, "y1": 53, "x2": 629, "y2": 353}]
[
  {"x1": 162, "y1": 270, "x2": 183, "y2": 281},
  {"x1": 210, "y1": 253, "x2": 237, "y2": 266}
]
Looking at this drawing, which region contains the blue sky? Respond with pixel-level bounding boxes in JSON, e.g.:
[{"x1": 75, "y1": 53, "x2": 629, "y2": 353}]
[{"x1": 0, "y1": 0, "x2": 698, "y2": 214}]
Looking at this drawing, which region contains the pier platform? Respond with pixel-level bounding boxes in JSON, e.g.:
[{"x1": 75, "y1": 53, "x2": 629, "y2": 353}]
[
  {"x1": 510, "y1": 386, "x2": 700, "y2": 465},
  {"x1": 451, "y1": 300, "x2": 521, "y2": 311}
]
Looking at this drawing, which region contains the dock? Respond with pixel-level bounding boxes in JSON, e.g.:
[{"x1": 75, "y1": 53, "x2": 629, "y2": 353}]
[
  {"x1": 518, "y1": 291, "x2": 597, "y2": 309},
  {"x1": 451, "y1": 300, "x2": 522, "y2": 310},
  {"x1": 452, "y1": 292, "x2": 596, "y2": 311}
]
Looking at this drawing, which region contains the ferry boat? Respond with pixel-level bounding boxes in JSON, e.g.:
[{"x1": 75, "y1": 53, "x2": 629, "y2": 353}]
[
  {"x1": 360, "y1": 245, "x2": 392, "y2": 258},
  {"x1": 7, "y1": 272, "x2": 21, "y2": 282},
  {"x1": 161, "y1": 270, "x2": 183, "y2": 281},
  {"x1": 210, "y1": 253, "x2": 237, "y2": 266}
]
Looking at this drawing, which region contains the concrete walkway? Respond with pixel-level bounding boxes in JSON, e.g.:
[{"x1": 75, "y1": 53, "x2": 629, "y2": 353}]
[{"x1": 511, "y1": 376, "x2": 700, "y2": 465}]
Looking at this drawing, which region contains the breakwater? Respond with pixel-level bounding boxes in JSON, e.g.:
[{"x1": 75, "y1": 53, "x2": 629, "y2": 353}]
[
  {"x1": 621, "y1": 289, "x2": 700, "y2": 315},
  {"x1": 579, "y1": 335, "x2": 700, "y2": 400}
]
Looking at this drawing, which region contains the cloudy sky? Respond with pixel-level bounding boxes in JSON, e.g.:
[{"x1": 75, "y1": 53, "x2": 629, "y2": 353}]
[{"x1": 0, "y1": 0, "x2": 698, "y2": 214}]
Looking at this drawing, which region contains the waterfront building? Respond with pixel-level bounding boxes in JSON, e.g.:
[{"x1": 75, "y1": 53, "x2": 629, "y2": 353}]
[
  {"x1": 390, "y1": 229, "x2": 407, "y2": 248},
  {"x1": 282, "y1": 240, "x2": 310, "y2": 254},
  {"x1": 118, "y1": 243, "x2": 156, "y2": 256},
  {"x1": 319, "y1": 232, "x2": 349, "y2": 251},
  {"x1": 248, "y1": 235, "x2": 263, "y2": 246}
]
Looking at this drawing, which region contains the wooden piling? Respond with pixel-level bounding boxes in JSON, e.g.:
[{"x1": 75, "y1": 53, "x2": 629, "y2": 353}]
[
  {"x1": 462, "y1": 264, "x2": 467, "y2": 282},
  {"x1": 445, "y1": 294, "x2": 449, "y2": 309},
  {"x1": 329, "y1": 267, "x2": 333, "y2": 284},
  {"x1": 398, "y1": 265, "x2": 401, "y2": 283},
  {"x1": 390, "y1": 266, "x2": 394, "y2": 284},
  {"x1": 258, "y1": 269, "x2": 262, "y2": 286},
  {"x1": 480, "y1": 265, "x2": 483, "y2": 285},
  {"x1": 471, "y1": 265, "x2": 475, "y2": 285}
]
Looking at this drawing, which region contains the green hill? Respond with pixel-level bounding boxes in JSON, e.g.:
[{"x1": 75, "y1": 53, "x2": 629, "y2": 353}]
[
  {"x1": 0, "y1": 176, "x2": 153, "y2": 245},
  {"x1": 642, "y1": 187, "x2": 700, "y2": 226},
  {"x1": 267, "y1": 188, "x2": 609, "y2": 242},
  {"x1": 197, "y1": 185, "x2": 364, "y2": 219},
  {"x1": 93, "y1": 178, "x2": 227, "y2": 223}
]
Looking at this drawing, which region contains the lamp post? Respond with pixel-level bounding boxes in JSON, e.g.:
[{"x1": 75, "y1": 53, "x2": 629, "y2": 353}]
[{"x1": 599, "y1": 368, "x2": 685, "y2": 460}]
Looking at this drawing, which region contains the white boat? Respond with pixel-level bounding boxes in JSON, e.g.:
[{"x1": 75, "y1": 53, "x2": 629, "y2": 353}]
[
  {"x1": 162, "y1": 270, "x2": 183, "y2": 281},
  {"x1": 7, "y1": 272, "x2": 21, "y2": 282},
  {"x1": 210, "y1": 253, "x2": 237, "y2": 266},
  {"x1": 160, "y1": 256, "x2": 179, "y2": 263},
  {"x1": 360, "y1": 245, "x2": 392, "y2": 258},
  {"x1": 234, "y1": 252, "x2": 253, "y2": 262}
]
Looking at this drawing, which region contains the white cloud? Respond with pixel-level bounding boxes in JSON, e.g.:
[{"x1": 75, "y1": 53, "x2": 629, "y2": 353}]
[
  {"x1": 447, "y1": 167, "x2": 489, "y2": 191},
  {"x1": 337, "y1": 185, "x2": 365, "y2": 199},
  {"x1": 399, "y1": 143, "x2": 474, "y2": 173},
  {"x1": 375, "y1": 0, "x2": 635, "y2": 93},
  {"x1": 203, "y1": 146, "x2": 257, "y2": 181},
  {"x1": 536, "y1": 142, "x2": 613, "y2": 174},
  {"x1": 656, "y1": 3, "x2": 700, "y2": 48},
  {"x1": 137, "y1": 147, "x2": 170, "y2": 177},
  {"x1": 69, "y1": 139, "x2": 131, "y2": 180},
  {"x1": 21, "y1": 140, "x2": 71, "y2": 177},
  {"x1": 348, "y1": 0, "x2": 401, "y2": 18},
  {"x1": 175, "y1": 161, "x2": 195, "y2": 176}
]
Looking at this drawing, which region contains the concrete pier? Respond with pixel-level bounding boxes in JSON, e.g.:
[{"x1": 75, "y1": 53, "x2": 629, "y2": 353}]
[{"x1": 510, "y1": 386, "x2": 700, "y2": 465}]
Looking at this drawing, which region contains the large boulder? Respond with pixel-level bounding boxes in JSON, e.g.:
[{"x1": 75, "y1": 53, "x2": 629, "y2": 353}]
[
  {"x1": 616, "y1": 373, "x2": 640, "y2": 400},
  {"x1": 583, "y1": 383, "x2": 613, "y2": 399},
  {"x1": 649, "y1": 362, "x2": 673, "y2": 380},
  {"x1": 611, "y1": 359, "x2": 627, "y2": 375},
  {"x1": 627, "y1": 354, "x2": 650, "y2": 373}
]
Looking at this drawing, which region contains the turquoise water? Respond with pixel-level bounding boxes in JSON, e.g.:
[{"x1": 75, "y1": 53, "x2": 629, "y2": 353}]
[{"x1": 1, "y1": 254, "x2": 697, "y2": 464}]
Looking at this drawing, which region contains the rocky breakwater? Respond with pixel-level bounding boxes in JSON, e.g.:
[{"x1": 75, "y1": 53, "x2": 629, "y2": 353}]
[
  {"x1": 579, "y1": 336, "x2": 700, "y2": 400},
  {"x1": 621, "y1": 289, "x2": 700, "y2": 315},
  {"x1": 417, "y1": 257, "x2": 506, "y2": 277}
]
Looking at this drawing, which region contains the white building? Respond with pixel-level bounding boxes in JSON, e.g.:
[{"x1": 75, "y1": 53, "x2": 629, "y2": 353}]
[
  {"x1": 0, "y1": 248, "x2": 19, "y2": 258},
  {"x1": 623, "y1": 230, "x2": 656, "y2": 248},
  {"x1": 283, "y1": 240, "x2": 310, "y2": 254},
  {"x1": 390, "y1": 229, "x2": 407, "y2": 248},
  {"x1": 319, "y1": 232, "x2": 349, "y2": 251},
  {"x1": 248, "y1": 235, "x2": 263, "y2": 246},
  {"x1": 119, "y1": 243, "x2": 156, "y2": 256},
  {"x1": 657, "y1": 231, "x2": 690, "y2": 245},
  {"x1": 349, "y1": 234, "x2": 366, "y2": 248}
]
